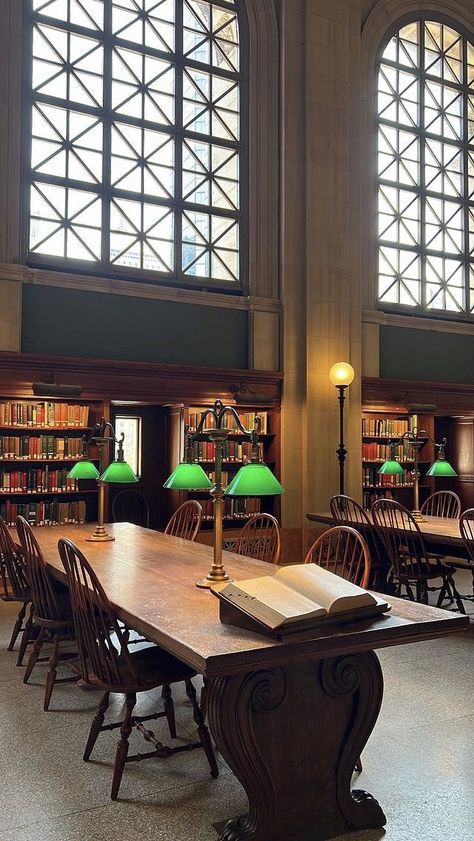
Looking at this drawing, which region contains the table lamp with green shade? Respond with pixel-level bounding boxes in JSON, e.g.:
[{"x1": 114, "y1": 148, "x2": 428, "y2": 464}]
[
  {"x1": 164, "y1": 400, "x2": 284, "y2": 588},
  {"x1": 378, "y1": 430, "x2": 456, "y2": 520},
  {"x1": 68, "y1": 418, "x2": 138, "y2": 542}
]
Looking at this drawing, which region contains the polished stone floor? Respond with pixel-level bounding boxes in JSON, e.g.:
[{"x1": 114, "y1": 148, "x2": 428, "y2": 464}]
[{"x1": 0, "y1": 578, "x2": 472, "y2": 841}]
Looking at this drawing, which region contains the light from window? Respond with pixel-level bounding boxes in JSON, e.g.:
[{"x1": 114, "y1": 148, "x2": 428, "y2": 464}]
[
  {"x1": 377, "y1": 19, "x2": 474, "y2": 317},
  {"x1": 27, "y1": 0, "x2": 242, "y2": 288},
  {"x1": 115, "y1": 415, "x2": 141, "y2": 477}
]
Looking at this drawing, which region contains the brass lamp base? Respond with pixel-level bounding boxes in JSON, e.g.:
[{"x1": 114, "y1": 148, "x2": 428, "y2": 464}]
[
  {"x1": 411, "y1": 510, "x2": 425, "y2": 522},
  {"x1": 86, "y1": 526, "x2": 115, "y2": 542},
  {"x1": 196, "y1": 572, "x2": 231, "y2": 589}
]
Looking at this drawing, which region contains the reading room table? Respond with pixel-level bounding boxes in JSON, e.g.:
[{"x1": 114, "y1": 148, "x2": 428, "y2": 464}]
[
  {"x1": 33, "y1": 522, "x2": 468, "y2": 841},
  {"x1": 306, "y1": 511, "x2": 468, "y2": 557}
]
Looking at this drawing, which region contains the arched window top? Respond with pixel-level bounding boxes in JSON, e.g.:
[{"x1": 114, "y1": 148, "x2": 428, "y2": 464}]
[
  {"x1": 376, "y1": 16, "x2": 474, "y2": 319},
  {"x1": 25, "y1": 0, "x2": 245, "y2": 292}
]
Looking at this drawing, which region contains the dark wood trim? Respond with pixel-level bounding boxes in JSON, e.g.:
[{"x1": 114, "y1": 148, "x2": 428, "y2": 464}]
[
  {"x1": 362, "y1": 376, "x2": 474, "y2": 415},
  {"x1": 0, "y1": 351, "x2": 282, "y2": 405}
]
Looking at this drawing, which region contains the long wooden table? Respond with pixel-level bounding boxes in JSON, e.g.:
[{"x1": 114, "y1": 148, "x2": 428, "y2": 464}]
[
  {"x1": 33, "y1": 523, "x2": 469, "y2": 841},
  {"x1": 306, "y1": 511, "x2": 468, "y2": 557}
]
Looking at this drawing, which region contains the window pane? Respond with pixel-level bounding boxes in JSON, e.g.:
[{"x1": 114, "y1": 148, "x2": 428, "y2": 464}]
[
  {"x1": 26, "y1": 0, "x2": 243, "y2": 289},
  {"x1": 377, "y1": 19, "x2": 474, "y2": 317},
  {"x1": 114, "y1": 416, "x2": 141, "y2": 477}
]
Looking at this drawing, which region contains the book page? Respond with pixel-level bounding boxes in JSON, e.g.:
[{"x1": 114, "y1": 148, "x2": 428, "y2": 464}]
[
  {"x1": 219, "y1": 576, "x2": 327, "y2": 629},
  {"x1": 275, "y1": 564, "x2": 376, "y2": 614}
]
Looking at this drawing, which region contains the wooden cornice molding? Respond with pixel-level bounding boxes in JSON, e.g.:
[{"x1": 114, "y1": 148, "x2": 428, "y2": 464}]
[
  {"x1": 0, "y1": 351, "x2": 283, "y2": 405},
  {"x1": 362, "y1": 309, "x2": 474, "y2": 336},
  {"x1": 362, "y1": 376, "x2": 474, "y2": 415}
]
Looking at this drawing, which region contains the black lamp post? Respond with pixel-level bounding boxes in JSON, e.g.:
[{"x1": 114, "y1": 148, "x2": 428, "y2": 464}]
[{"x1": 329, "y1": 362, "x2": 355, "y2": 496}]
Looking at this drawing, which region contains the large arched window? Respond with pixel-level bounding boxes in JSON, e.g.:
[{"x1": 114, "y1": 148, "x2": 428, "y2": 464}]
[
  {"x1": 25, "y1": 0, "x2": 244, "y2": 291},
  {"x1": 377, "y1": 17, "x2": 474, "y2": 318}
]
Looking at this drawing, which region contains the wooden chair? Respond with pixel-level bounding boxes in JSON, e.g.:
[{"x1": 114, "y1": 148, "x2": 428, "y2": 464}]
[
  {"x1": 420, "y1": 490, "x2": 461, "y2": 519},
  {"x1": 164, "y1": 500, "x2": 203, "y2": 541},
  {"x1": 112, "y1": 489, "x2": 151, "y2": 528},
  {"x1": 16, "y1": 516, "x2": 77, "y2": 710},
  {"x1": 304, "y1": 525, "x2": 371, "y2": 589},
  {"x1": 57, "y1": 537, "x2": 218, "y2": 800},
  {"x1": 0, "y1": 516, "x2": 33, "y2": 665},
  {"x1": 235, "y1": 513, "x2": 281, "y2": 564},
  {"x1": 443, "y1": 508, "x2": 474, "y2": 610},
  {"x1": 371, "y1": 499, "x2": 463, "y2": 611},
  {"x1": 330, "y1": 495, "x2": 386, "y2": 589}
]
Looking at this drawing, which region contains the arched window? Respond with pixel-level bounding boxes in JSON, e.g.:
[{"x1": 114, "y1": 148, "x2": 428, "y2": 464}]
[
  {"x1": 25, "y1": 0, "x2": 244, "y2": 291},
  {"x1": 377, "y1": 17, "x2": 474, "y2": 318}
]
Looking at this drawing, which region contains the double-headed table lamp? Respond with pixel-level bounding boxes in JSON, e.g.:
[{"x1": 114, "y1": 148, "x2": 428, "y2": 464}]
[
  {"x1": 68, "y1": 418, "x2": 138, "y2": 541},
  {"x1": 163, "y1": 399, "x2": 284, "y2": 588},
  {"x1": 378, "y1": 428, "x2": 456, "y2": 521}
]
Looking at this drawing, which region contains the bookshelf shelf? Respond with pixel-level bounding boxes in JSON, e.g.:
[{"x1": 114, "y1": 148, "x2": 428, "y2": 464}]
[{"x1": 0, "y1": 398, "x2": 106, "y2": 527}]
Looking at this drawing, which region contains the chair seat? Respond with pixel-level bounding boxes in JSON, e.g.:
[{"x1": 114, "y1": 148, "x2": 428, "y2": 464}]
[
  {"x1": 87, "y1": 644, "x2": 196, "y2": 693},
  {"x1": 398, "y1": 564, "x2": 446, "y2": 581},
  {"x1": 442, "y1": 557, "x2": 474, "y2": 572}
]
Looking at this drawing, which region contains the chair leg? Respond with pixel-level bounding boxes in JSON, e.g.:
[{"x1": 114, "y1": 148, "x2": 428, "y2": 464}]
[
  {"x1": 17, "y1": 604, "x2": 34, "y2": 667},
  {"x1": 200, "y1": 676, "x2": 208, "y2": 720},
  {"x1": 447, "y1": 574, "x2": 466, "y2": 615},
  {"x1": 161, "y1": 683, "x2": 176, "y2": 738},
  {"x1": 23, "y1": 628, "x2": 45, "y2": 683},
  {"x1": 7, "y1": 602, "x2": 27, "y2": 651},
  {"x1": 355, "y1": 757, "x2": 363, "y2": 773},
  {"x1": 185, "y1": 678, "x2": 219, "y2": 779},
  {"x1": 44, "y1": 634, "x2": 60, "y2": 711},
  {"x1": 84, "y1": 691, "x2": 110, "y2": 761},
  {"x1": 111, "y1": 692, "x2": 136, "y2": 801}
]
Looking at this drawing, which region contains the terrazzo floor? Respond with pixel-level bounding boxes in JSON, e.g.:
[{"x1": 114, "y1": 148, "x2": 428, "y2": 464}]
[{"x1": 0, "y1": 576, "x2": 472, "y2": 841}]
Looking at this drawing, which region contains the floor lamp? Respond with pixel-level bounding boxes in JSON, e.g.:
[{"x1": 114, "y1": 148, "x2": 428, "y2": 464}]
[{"x1": 329, "y1": 362, "x2": 355, "y2": 495}]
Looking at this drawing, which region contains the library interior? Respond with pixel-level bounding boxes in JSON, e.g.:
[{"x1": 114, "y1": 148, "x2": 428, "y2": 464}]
[{"x1": 0, "y1": 2, "x2": 473, "y2": 841}]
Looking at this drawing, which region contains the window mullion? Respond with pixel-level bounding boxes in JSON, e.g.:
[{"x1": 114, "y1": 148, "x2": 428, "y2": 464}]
[{"x1": 175, "y1": 0, "x2": 184, "y2": 281}]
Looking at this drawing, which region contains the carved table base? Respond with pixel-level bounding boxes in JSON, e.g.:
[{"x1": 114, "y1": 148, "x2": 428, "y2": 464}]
[{"x1": 207, "y1": 652, "x2": 386, "y2": 841}]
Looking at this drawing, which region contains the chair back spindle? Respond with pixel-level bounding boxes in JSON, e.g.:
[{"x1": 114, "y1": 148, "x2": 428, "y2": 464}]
[
  {"x1": 459, "y1": 509, "x2": 474, "y2": 566},
  {"x1": 16, "y1": 516, "x2": 64, "y2": 622},
  {"x1": 420, "y1": 491, "x2": 461, "y2": 519},
  {"x1": 58, "y1": 538, "x2": 140, "y2": 688},
  {"x1": 0, "y1": 517, "x2": 29, "y2": 600},
  {"x1": 304, "y1": 526, "x2": 370, "y2": 588},
  {"x1": 371, "y1": 499, "x2": 433, "y2": 580},
  {"x1": 235, "y1": 513, "x2": 281, "y2": 564},
  {"x1": 164, "y1": 500, "x2": 203, "y2": 541}
]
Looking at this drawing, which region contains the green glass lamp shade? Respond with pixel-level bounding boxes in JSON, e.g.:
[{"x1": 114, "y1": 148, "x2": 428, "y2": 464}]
[
  {"x1": 67, "y1": 460, "x2": 100, "y2": 480},
  {"x1": 163, "y1": 463, "x2": 212, "y2": 490},
  {"x1": 225, "y1": 463, "x2": 284, "y2": 497},
  {"x1": 378, "y1": 460, "x2": 405, "y2": 476},
  {"x1": 100, "y1": 460, "x2": 138, "y2": 483},
  {"x1": 426, "y1": 459, "x2": 457, "y2": 477}
]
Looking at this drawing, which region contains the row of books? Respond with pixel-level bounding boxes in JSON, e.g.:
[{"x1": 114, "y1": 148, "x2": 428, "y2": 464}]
[
  {"x1": 362, "y1": 489, "x2": 395, "y2": 510},
  {"x1": 199, "y1": 496, "x2": 261, "y2": 520},
  {"x1": 0, "y1": 499, "x2": 87, "y2": 527},
  {"x1": 362, "y1": 417, "x2": 409, "y2": 437},
  {"x1": 0, "y1": 401, "x2": 89, "y2": 428},
  {"x1": 362, "y1": 442, "x2": 413, "y2": 460},
  {"x1": 0, "y1": 468, "x2": 79, "y2": 493},
  {"x1": 188, "y1": 409, "x2": 268, "y2": 434},
  {"x1": 192, "y1": 440, "x2": 254, "y2": 461},
  {"x1": 362, "y1": 466, "x2": 414, "y2": 487},
  {"x1": 0, "y1": 435, "x2": 85, "y2": 459}
]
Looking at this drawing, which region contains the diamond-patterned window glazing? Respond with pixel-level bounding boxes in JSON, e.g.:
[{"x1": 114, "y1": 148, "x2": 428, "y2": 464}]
[
  {"x1": 26, "y1": 0, "x2": 242, "y2": 288},
  {"x1": 377, "y1": 19, "x2": 474, "y2": 316}
]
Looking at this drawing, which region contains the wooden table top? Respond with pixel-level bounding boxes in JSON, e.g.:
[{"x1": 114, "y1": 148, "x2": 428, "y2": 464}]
[
  {"x1": 307, "y1": 511, "x2": 465, "y2": 549},
  {"x1": 32, "y1": 523, "x2": 469, "y2": 678}
]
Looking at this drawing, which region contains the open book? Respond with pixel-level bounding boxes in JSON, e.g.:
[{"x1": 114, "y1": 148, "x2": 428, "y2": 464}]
[{"x1": 214, "y1": 564, "x2": 389, "y2": 636}]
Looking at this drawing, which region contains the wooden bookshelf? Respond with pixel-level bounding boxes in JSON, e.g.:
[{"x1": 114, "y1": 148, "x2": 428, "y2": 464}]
[
  {"x1": 0, "y1": 398, "x2": 106, "y2": 527},
  {"x1": 361, "y1": 411, "x2": 435, "y2": 511}
]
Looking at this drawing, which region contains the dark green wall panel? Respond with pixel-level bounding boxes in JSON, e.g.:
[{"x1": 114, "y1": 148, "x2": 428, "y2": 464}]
[
  {"x1": 22, "y1": 285, "x2": 248, "y2": 369},
  {"x1": 380, "y1": 326, "x2": 474, "y2": 383}
]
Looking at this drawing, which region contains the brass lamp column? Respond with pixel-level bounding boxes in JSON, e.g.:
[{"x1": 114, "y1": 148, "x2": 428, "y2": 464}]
[
  {"x1": 164, "y1": 400, "x2": 284, "y2": 589},
  {"x1": 68, "y1": 418, "x2": 138, "y2": 542}
]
